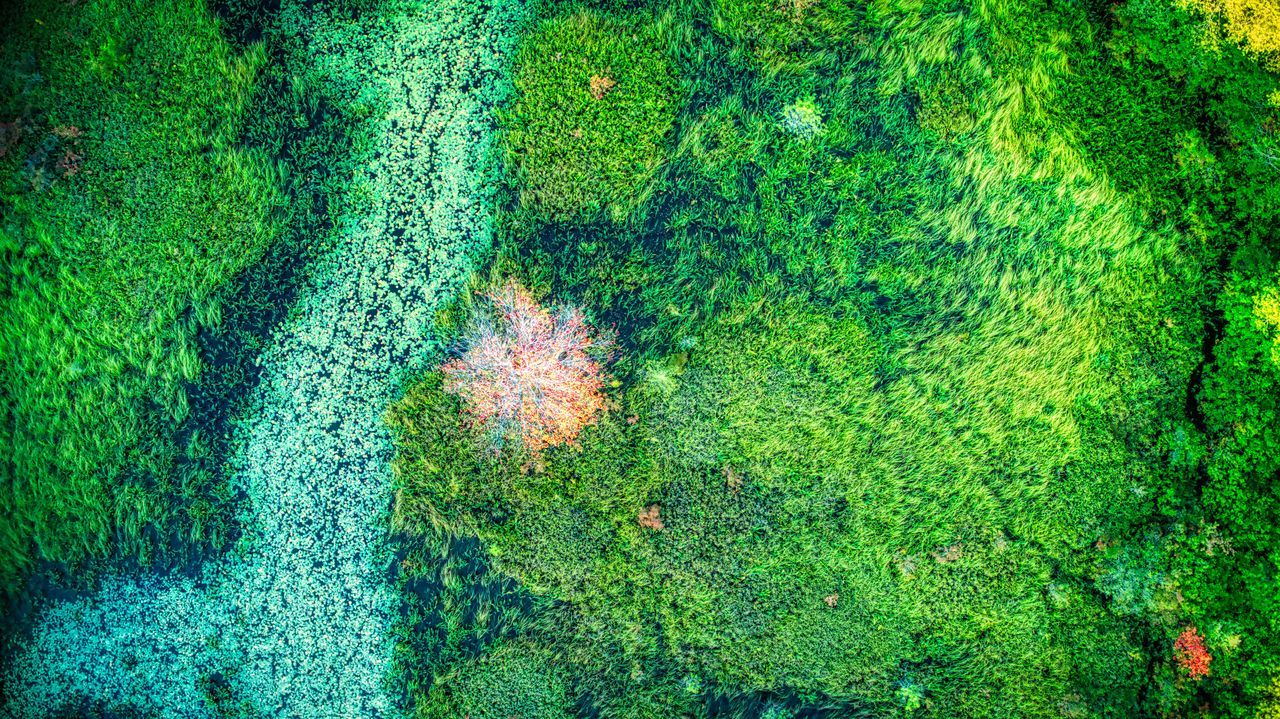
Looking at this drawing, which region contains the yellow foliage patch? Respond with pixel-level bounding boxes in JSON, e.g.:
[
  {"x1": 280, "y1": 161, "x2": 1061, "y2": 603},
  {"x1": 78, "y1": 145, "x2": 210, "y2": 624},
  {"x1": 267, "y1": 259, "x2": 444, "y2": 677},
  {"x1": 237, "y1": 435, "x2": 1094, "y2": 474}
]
[
  {"x1": 1258, "y1": 674, "x2": 1280, "y2": 719},
  {"x1": 1254, "y1": 284, "x2": 1280, "y2": 366},
  {"x1": 1181, "y1": 0, "x2": 1280, "y2": 69}
]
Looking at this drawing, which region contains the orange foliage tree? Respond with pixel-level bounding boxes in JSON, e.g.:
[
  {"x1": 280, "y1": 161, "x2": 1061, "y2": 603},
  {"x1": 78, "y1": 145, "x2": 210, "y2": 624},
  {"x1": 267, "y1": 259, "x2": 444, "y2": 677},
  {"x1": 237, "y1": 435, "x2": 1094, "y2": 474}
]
[
  {"x1": 1174, "y1": 625, "x2": 1212, "y2": 680},
  {"x1": 441, "y1": 280, "x2": 613, "y2": 454}
]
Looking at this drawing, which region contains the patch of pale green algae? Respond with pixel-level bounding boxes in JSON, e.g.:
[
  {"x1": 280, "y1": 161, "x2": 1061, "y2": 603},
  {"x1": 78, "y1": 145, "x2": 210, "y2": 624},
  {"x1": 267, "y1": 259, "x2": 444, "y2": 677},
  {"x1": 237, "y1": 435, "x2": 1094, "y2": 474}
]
[{"x1": 2, "y1": 1, "x2": 525, "y2": 716}]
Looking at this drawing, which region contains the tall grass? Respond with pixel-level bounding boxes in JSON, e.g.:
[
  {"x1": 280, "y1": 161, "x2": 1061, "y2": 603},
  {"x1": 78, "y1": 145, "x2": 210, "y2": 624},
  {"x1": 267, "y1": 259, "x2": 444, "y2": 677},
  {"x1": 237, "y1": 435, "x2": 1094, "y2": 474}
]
[
  {"x1": 384, "y1": 0, "x2": 1278, "y2": 715},
  {"x1": 0, "y1": 0, "x2": 281, "y2": 595}
]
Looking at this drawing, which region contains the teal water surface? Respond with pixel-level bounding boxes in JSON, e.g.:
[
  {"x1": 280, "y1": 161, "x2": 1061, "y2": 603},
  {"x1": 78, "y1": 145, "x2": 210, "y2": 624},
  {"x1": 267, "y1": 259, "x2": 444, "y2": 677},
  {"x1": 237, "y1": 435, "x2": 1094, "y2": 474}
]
[{"x1": 3, "y1": 1, "x2": 523, "y2": 715}]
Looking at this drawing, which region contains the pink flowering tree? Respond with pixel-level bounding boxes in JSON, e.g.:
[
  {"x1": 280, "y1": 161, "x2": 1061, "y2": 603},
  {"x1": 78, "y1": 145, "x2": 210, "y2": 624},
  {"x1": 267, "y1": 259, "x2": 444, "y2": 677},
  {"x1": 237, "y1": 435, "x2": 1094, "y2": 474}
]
[{"x1": 441, "y1": 280, "x2": 613, "y2": 454}]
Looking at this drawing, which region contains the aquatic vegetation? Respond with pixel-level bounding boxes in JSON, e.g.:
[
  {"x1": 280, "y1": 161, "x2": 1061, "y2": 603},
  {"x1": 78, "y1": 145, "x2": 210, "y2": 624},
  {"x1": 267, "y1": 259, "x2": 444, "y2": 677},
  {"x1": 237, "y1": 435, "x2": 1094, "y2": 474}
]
[{"x1": 2, "y1": 0, "x2": 526, "y2": 714}]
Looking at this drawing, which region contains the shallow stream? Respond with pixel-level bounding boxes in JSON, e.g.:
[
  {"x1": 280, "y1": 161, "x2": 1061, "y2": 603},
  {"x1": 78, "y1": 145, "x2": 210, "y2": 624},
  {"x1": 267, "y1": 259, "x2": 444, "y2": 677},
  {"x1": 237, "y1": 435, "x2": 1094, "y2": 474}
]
[{"x1": 2, "y1": 2, "x2": 520, "y2": 715}]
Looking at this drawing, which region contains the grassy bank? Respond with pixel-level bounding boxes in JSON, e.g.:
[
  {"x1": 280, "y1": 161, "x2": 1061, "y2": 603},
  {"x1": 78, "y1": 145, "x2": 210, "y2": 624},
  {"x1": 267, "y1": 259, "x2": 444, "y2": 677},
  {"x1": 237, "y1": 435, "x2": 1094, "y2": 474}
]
[
  {"x1": 0, "y1": 0, "x2": 281, "y2": 595},
  {"x1": 3, "y1": 0, "x2": 529, "y2": 714}
]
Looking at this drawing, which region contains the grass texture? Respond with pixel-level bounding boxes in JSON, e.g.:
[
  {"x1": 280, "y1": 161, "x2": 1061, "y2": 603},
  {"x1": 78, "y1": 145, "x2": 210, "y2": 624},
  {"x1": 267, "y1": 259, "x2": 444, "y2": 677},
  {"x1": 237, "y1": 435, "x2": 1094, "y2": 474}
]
[
  {"x1": 388, "y1": 0, "x2": 1280, "y2": 717},
  {"x1": 502, "y1": 9, "x2": 678, "y2": 223},
  {"x1": 2, "y1": 0, "x2": 526, "y2": 715},
  {"x1": 0, "y1": 0, "x2": 281, "y2": 595}
]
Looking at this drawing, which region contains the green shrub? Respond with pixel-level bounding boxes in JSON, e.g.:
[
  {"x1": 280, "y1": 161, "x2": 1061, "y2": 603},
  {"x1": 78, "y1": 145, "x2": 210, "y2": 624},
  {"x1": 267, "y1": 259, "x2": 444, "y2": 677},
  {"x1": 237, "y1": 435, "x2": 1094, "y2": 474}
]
[
  {"x1": 779, "y1": 97, "x2": 825, "y2": 139},
  {"x1": 1097, "y1": 537, "x2": 1166, "y2": 617},
  {"x1": 1253, "y1": 277, "x2": 1280, "y2": 367},
  {"x1": 501, "y1": 9, "x2": 678, "y2": 223}
]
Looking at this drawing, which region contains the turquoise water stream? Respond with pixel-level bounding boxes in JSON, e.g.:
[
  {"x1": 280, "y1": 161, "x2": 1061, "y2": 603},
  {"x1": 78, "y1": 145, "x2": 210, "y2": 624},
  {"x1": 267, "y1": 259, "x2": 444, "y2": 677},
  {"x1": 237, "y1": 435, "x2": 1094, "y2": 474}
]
[{"x1": 3, "y1": 2, "x2": 522, "y2": 715}]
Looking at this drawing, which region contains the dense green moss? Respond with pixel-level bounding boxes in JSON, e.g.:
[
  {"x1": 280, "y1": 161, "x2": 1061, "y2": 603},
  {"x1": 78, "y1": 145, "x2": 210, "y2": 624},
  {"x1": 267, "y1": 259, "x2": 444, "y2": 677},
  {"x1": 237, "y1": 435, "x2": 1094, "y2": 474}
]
[
  {"x1": 0, "y1": 0, "x2": 280, "y2": 594},
  {"x1": 502, "y1": 9, "x2": 677, "y2": 223}
]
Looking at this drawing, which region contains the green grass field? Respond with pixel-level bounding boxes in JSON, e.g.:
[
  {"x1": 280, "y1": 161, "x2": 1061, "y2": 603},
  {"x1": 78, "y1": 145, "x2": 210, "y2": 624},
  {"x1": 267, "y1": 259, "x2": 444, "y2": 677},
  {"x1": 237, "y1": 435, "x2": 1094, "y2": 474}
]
[
  {"x1": 0, "y1": 0, "x2": 283, "y2": 594},
  {"x1": 3, "y1": 0, "x2": 1280, "y2": 716}
]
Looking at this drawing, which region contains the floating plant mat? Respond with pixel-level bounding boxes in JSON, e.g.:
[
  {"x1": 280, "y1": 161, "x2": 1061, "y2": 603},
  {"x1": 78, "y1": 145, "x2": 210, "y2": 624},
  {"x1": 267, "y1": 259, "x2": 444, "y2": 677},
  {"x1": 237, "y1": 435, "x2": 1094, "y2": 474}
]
[{"x1": 2, "y1": 0, "x2": 526, "y2": 715}]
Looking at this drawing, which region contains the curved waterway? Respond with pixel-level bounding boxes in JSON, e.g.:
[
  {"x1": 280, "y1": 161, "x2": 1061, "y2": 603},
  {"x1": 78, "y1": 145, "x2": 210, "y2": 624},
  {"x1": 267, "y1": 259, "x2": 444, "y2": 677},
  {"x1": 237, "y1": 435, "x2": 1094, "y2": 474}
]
[{"x1": 3, "y1": 1, "x2": 522, "y2": 715}]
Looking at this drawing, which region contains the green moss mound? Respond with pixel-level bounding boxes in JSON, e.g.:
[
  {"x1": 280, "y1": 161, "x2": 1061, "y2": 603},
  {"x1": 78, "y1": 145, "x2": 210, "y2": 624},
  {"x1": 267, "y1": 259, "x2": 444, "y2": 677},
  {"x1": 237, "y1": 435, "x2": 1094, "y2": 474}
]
[
  {"x1": 416, "y1": 643, "x2": 575, "y2": 719},
  {"x1": 502, "y1": 10, "x2": 677, "y2": 223},
  {"x1": 0, "y1": 0, "x2": 280, "y2": 593}
]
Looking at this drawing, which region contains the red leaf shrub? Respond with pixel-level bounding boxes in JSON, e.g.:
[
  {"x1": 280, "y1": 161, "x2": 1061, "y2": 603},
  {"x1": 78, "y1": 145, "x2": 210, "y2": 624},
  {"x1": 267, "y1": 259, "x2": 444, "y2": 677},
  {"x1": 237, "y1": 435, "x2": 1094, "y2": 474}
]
[
  {"x1": 56, "y1": 148, "x2": 84, "y2": 177},
  {"x1": 442, "y1": 280, "x2": 612, "y2": 454},
  {"x1": 1174, "y1": 625, "x2": 1211, "y2": 680},
  {"x1": 637, "y1": 504, "x2": 663, "y2": 530}
]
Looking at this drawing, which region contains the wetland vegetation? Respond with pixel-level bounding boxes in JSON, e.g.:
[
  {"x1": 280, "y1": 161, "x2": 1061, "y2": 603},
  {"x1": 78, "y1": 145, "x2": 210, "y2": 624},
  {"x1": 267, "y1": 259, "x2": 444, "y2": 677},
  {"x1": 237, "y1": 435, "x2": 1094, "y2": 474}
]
[{"x1": 3, "y1": 0, "x2": 1280, "y2": 717}]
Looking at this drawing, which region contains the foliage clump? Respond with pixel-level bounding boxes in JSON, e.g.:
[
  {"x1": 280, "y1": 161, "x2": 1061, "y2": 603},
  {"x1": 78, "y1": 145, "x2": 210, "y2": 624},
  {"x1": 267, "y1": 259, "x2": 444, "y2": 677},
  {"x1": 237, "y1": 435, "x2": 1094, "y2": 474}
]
[
  {"x1": 442, "y1": 280, "x2": 613, "y2": 454},
  {"x1": 712, "y1": 0, "x2": 858, "y2": 74},
  {"x1": 1254, "y1": 281, "x2": 1280, "y2": 366},
  {"x1": 502, "y1": 10, "x2": 678, "y2": 223},
  {"x1": 1175, "y1": 626, "x2": 1213, "y2": 680},
  {"x1": 1182, "y1": 0, "x2": 1280, "y2": 69},
  {"x1": 916, "y1": 68, "x2": 978, "y2": 140}
]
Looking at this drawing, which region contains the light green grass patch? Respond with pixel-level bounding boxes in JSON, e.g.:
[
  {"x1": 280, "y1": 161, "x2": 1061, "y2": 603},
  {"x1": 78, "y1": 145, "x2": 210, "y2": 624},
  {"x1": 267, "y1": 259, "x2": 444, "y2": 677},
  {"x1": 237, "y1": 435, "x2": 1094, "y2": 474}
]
[
  {"x1": 502, "y1": 9, "x2": 678, "y2": 223},
  {"x1": 0, "y1": 0, "x2": 281, "y2": 592}
]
